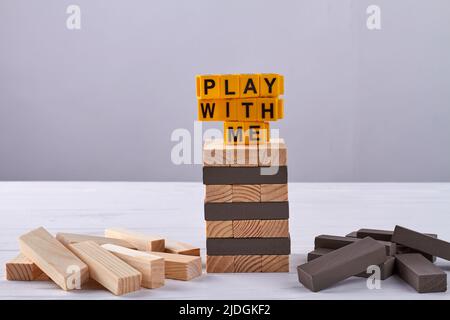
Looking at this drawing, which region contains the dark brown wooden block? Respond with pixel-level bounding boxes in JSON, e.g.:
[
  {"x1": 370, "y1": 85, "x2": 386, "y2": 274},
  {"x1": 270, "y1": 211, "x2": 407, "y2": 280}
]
[
  {"x1": 307, "y1": 248, "x2": 333, "y2": 261},
  {"x1": 355, "y1": 228, "x2": 436, "y2": 262},
  {"x1": 395, "y1": 253, "x2": 447, "y2": 293},
  {"x1": 307, "y1": 248, "x2": 395, "y2": 280},
  {"x1": 206, "y1": 237, "x2": 290, "y2": 256},
  {"x1": 314, "y1": 234, "x2": 396, "y2": 256},
  {"x1": 203, "y1": 166, "x2": 287, "y2": 185},
  {"x1": 297, "y1": 237, "x2": 387, "y2": 292},
  {"x1": 392, "y1": 225, "x2": 450, "y2": 261},
  {"x1": 204, "y1": 202, "x2": 289, "y2": 221},
  {"x1": 356, "y1": 228, "x2": 437, "y2": 242}
]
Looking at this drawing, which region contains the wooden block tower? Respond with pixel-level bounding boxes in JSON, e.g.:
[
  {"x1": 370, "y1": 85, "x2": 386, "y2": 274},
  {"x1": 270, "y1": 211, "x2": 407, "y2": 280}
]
[{"x1": 196, "y1": 74, "x2": 290, "y2": 272}]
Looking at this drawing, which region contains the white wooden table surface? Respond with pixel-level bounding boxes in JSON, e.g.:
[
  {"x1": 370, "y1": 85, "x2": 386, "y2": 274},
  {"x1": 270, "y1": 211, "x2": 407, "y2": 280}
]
[{"x1": 1, "y1": 182, "x2": 449, "y2": 300}]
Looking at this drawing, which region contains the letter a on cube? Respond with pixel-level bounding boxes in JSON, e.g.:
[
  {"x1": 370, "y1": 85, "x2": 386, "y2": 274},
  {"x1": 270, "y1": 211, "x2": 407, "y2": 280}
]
[{"x1": 239, "y1": 74, "x2": 260, "y2": 98}]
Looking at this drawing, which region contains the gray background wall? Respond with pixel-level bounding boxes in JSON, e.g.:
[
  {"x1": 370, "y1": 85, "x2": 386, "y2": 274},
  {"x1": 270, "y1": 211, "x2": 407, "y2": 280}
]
[{"x1": 1, "y1": 0, "x2": 449, "y2": 182}]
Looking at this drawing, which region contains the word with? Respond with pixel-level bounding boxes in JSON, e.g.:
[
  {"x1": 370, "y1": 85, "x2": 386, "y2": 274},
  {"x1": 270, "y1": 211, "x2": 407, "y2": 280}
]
[
  {"x1": 198, "y1": 98, "x2": 283, "y2": 122},
  {"x1": 196, "y1": 74, "x2": 284, "y2": 99}
]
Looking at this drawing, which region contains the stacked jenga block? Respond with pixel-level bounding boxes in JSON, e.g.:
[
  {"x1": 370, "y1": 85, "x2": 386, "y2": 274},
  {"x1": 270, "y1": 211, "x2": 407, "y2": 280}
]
[
  {"x1": 196, "y1": 73, "x2": 290, "y2": 273},
  {"x1": 202, "y1": 141, "x2": 290, "y2": 273}
]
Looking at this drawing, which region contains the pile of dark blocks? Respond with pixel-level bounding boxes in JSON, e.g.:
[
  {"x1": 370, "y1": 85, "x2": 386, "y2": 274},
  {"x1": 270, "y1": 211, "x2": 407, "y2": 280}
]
[{"x1": 297, "y1": 225, "x2": 448, "y2": 293}]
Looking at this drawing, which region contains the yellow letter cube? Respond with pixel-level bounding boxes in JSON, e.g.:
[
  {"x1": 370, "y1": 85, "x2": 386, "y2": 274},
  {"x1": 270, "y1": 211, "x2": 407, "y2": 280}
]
[
  {"x1": 220, "y1": 75, "x2": 240, "y2": 99},
  {"x1": 260, "y1": 74, "x2": 284, "y2": 97},
  {"x1": 196, "y1": 75, "x2": 221, "y2": 99},
  {"x1": 239, "y1": 74, "x2": 260, "y2": 98}
]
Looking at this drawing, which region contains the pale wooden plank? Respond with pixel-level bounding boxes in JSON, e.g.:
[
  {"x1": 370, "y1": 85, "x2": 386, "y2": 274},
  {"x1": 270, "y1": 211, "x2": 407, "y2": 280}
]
[
  {"x1": 259, "y1": 220, "x2": 289, "y2": 237},
  {"x1": 206, "y1": 221, "x2": 233, "y2": 238},
  {"x1": 68, "y1": 241, "x2": 141, "y2": 295},
  {"x1": 258, "y1": 139, "x2": 287, "y2": 166},
  {"x1": 232, "y1": 184, "x2": 261, "y2": 202},
  {"x1": 234, "y1": 255, "x2": 262, "y2": 273},
  {"x1": 104, "y1": 228, "x2": 165, "y2": 252},
  {"x1": 165, "y1": 239, "x2": 200, "y2": 256},
  {"x1": 56, "y1": 232, "x2": 136, "y2": 249},
  {"x1": 232, "y1": 220, "x2": 261, "y2": 238},
  {"x1": 206, "y1": 255, "x2": 234, "y2": 273},
  {"x1": 19, "y1": 227, "x2": 89, "y2": 290},
  {"x1": 5, "y1": 254, "x2": 49, "y2": 281},
  {"x1": 101, "y1": 244, "x2": 164, "y2": 289},
  {"x1": 205, "y1": 185, "x2": 232, "y2": 203},
  {"x1": 149, "y1": 251, "x2": 202, "y2": 281},
  {"x1": 261, "y1": 255, "x2": 289, "y2": 272},
  {"x1": 260, "y1": 184, "x2": 288, "y2": 202}
]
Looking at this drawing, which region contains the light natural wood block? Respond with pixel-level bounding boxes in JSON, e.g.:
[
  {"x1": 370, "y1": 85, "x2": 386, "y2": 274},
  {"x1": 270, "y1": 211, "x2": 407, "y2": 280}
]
[
  {"x1": 233, "y1": 220, "x2": 261, "y2": 238},
  {"x1": 206, "y1": 221, "x2": 233, "y2": 238},
  {"x1": 232, "y1": 184, "x2": 261, "y2": 202},
  {"x1": 101, "y1": 244, "x2": 164, "y2": 289},
  {"x1": 259, "y1": 219, "x2": 289, "y2": 237},
  {"x1": 56, "y1": 232, "x2": 136, "y2": 249},
  {"x1": 6, "y1": 254, "x2": 49, "y2": 281},
  {"x1": 205, "y1": 185, "x2": 232, "y2": 203},
  {"x1": 19, "y1": 227, "x2": 89, "y2": 290},
  {"x1": 232, "y1": 144, "x2": 259, "y2": 167},
  {"x1": 260, "y1": 184, "x2": 288, "y2": 202},
  {"x1": 262, "y1": 255, "x2": 289, "y2": 272},
  {"x1": 149, "y1": 251, "x2": 202, "y2": 281},
  {"x1": 105, "y1": 228, "x2": 165, "y2": 252},
  {"x1": 259, "y1": 138, "x2": 287, "y2": 166},
  {"x1": 203, "y1": 140, "x2": 227, "y2": 167},
  {"x1": 234, "y1": 255, "x2": 262, "y2": 272},
  {"x1": 69, "y1": 241, "x2": 141, "y2": 295},
  {"x1": 206, "y1": 255, "x2": 234, "y2": 273},
  {"x1": 165, "y1": 239, "x2": 200, "y2": 256}
]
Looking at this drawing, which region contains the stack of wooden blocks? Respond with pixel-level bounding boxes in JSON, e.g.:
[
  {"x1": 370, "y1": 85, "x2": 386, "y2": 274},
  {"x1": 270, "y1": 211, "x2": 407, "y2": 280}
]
[
  {"x1": 6, "y1": 227, "x2": 202, "y2": 295},
  {"x1": 196, "y1": 73, "x2": 290, "y2": 273}
]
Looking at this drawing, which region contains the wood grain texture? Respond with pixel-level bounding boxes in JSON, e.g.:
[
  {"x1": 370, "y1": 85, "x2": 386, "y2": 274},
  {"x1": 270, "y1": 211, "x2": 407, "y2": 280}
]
[
  {"x1": 206, "y1": 221, "x2": 233, "y2": 238},
  {"x1": 101, "y1": 244, "x2": 164, "y2": 289},
  {"x1": 6, "y1": 254, "x2": 49, "y2": 281},
  {"x1": 234, "y1": 255, "x2": 262, "y2": 273},
  {"x1": 56, "y1": 233, "x2": 136, "y2": 249},
  {"x1": 261, "y1": 255, "x2": 289, "y2": 272},
  {"x1": 206, "y1": 255, "x2": 234, "y2": 273},
  {"x1": 149, "y1": 251, "x2": 202, "y2": 281},
  {"x1": 260, "y1": 184, "x2": 288, "y2": 202},
  {"x1": 19, "y1": 227, "x2": 89, "y2": 290},
  {"x1": 165, "y1": 239, "x2": 200, "y2": 256},
  {"x1": 259, "y1": 220, "x2": 289, "y2": 237},
  {"x1": 233, "y1": 220, "x2": 261, "y2": 238},
  {"x1": 69, "y1": 241, "x2": 142, "y2": 295},
  {"x1": 232, "y1": 184, "x2": 261, "y2": 202},
  {"x1": 104, "y1": 228, "x2": 165, "y2": 252},
  {"x1": 232, "y1": 219, "x2": 289, "y2": 238},
  {"x1": 205, "y1": 185, "x2": 232, "y2": 203}
]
